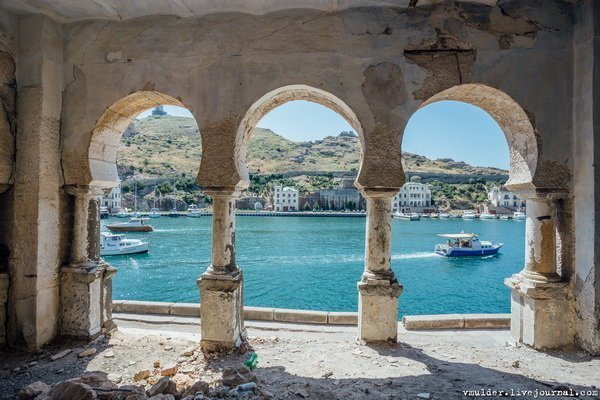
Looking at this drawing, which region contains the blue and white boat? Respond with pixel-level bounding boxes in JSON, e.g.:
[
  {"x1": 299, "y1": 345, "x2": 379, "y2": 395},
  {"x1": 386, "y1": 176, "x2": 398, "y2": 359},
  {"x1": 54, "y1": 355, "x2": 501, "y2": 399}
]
[{"x1": 434, "y1": 233, "x2": 503, "y2": 257}]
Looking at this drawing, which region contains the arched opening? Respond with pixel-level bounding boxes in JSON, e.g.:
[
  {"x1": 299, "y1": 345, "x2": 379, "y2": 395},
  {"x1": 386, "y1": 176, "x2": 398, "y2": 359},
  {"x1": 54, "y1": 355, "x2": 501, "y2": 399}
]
[
  {"x1": 397, "y1": 83, "x2": 539, "y2": 319},
  {"x1": 236, "y1": 85, "x2": 365, "y2": 185},
  {"x1": 61, "y1": 93, "x2": 207, "y2": 339},
  {"x1": 420, "y1": 84, "x2": 538, "y2": 191},
  {"x1": 89, "y1": 91, "x2": 189, "y2": 188},
  {"x1": 235, "y1": 87, "x2": 366, "y2": 313}
]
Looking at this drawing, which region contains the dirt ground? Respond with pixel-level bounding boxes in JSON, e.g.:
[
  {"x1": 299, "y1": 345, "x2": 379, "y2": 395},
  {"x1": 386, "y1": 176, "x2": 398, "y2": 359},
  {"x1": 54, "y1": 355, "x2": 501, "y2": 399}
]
[{"x1": 1, "y1": 314, "x2": 599, "y2": 399}]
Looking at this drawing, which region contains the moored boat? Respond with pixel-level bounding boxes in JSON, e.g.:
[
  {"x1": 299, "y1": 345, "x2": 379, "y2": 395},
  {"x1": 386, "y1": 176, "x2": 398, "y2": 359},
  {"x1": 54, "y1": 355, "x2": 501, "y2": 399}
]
[
  {"x1": 479, "y1": 212, "x2": 496, "y2": 220},
  {"x1": 434, "y1": 233, "x2": 503, "y2": 257},
  {"x1": 106, "y1": 218, "x2": 154, "y2": 232},
  {"x1": 167, "y1": 208, "x2": 180, "y2": 218},
  {"x1": 394, "y1": 212, "x2": 420, "y2": 221},
  {"x1": 513, "y1": 211, "x2": 526, "y2": 220},
  {"x1": 439, "y1": 213, "x2": 450, "y2": 219},
  {"x1": 100, "y1": 232, "x2": 149, "y2": 256},
  {"x1": 461, "y1": 210, "x2": 477, "y2": 219},
  {"x1": 187, "y1": 204, "x2": 202, "y2": 218},
  {"x1": 499, "y1": 215, "x2": 510, "y2": 220},
  {"x1": 149, "y1": 208, "x2": 161, "y2": 218},
  {"x1": 430, "y1": 213, "x2": 439, "y2": 219}
]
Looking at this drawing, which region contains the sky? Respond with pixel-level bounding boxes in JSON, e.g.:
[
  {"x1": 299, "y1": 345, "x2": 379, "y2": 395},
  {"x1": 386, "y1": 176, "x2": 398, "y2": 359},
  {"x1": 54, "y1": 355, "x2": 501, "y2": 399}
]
[{"x1": 136, "y1": 100, "x2": 510, "y2": 170}]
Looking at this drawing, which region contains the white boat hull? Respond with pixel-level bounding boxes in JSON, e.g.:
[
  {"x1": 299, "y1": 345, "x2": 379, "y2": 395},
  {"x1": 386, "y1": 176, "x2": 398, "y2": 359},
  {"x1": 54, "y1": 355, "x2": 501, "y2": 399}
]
[{"x1": 101, "y1": 242, "x2": 149, "y2": 256}]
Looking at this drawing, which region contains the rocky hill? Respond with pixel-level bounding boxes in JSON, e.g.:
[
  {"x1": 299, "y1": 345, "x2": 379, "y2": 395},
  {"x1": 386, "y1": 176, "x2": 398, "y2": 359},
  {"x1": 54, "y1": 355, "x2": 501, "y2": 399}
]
[{"x1": 116, "y1": 115, "x2": 508, "y2": 183}]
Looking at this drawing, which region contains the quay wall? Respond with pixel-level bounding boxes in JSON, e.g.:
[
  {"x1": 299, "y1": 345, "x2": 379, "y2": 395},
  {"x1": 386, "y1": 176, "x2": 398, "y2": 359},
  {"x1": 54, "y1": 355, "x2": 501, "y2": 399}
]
[{"x1": 112, "y1": 300, "x2": 509, "y2": 330}]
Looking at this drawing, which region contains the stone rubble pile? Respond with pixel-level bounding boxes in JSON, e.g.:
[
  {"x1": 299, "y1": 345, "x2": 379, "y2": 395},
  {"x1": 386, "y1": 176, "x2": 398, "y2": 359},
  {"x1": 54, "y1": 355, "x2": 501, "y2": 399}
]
[{"x1": 17, "y1": 356, "x2": 270, "y2": 400}]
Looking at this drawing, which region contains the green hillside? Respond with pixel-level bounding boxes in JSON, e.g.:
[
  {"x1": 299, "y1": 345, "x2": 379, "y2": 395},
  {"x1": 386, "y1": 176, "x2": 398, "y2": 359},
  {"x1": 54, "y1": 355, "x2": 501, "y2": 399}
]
[{"x1": 117, "y1": 115, "x2": 508, "y2": 180}]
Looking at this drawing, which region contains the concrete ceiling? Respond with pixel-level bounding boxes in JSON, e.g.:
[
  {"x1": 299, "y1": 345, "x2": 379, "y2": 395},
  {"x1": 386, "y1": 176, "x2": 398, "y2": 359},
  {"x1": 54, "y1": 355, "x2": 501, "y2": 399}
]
[{"x1": 1, "y1": 0, "x2": 498, "y2": 23}]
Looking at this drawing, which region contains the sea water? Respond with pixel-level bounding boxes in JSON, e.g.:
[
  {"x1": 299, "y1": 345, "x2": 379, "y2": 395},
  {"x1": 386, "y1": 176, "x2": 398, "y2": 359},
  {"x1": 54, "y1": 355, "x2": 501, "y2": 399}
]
[{"x1": 104, "y1": 216, "x2": 525, "y2": 317}]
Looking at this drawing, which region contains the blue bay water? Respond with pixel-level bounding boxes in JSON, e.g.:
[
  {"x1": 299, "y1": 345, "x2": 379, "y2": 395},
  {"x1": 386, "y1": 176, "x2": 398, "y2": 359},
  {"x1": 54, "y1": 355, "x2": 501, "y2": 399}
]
[{"x1": 103, "y1": 216, "x2": 525, "y2": 317}]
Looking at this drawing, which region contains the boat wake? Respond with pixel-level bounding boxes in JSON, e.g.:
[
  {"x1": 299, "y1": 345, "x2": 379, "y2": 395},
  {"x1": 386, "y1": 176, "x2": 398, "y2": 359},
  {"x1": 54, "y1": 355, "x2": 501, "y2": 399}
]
[{"x1": 392, "y1": 252, "x2": 440, "y2": 260}]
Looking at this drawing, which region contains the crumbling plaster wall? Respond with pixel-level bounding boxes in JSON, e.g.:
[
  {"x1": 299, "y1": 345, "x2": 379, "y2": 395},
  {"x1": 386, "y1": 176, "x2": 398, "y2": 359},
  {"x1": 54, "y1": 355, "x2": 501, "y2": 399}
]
[{"x1": 60, "y1": 0, "x2": 574, "y2": 192}]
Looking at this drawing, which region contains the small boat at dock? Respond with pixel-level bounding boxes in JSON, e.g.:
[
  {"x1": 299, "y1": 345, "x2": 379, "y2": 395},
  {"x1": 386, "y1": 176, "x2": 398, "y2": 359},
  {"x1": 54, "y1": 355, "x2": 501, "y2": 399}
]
[
  {"x1": 187, "y1": 204, "x2": 202, "y2": 218},
  {"x1": 462, "y1": 210, "x2": 477, "y2": 220},
  {"x1": 439, "y1": 213, "x2": 450, "y2": 219},
  {"x1": 479, "y1": 212, "x2": 496, "y2": 220},
  {"x1": 394, "y1": 213, "x2": 420, "y2": 221},
  {"x1": 100, "y1": 232, "x2": 149, "y2": 256},
  {"x1": 106, "y1": 218, "x2": 154, "y2": 233},
  {"x1": 435, "y1": 233, "x2": 503, "y2": 257},
  {"x1": 149, "y1": 208, "x2": 161, "y2": 218},
  {"x1": 513, "y1": 211, "x2": 526, "y2": 220}
]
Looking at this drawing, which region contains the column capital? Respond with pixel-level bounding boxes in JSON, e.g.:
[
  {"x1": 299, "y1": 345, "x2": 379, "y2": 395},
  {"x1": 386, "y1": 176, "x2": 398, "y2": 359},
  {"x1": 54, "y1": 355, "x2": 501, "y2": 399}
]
[
  {"x1": 64, "y1": 184, "x2": 106, "y2": 199},
  {"x1": 203, "y1": 187, "x2": 241, "y2": 198},
  {"x1": 360, "y1": 188, "x2": 399, "y2": 199},
  {"x1": 508, "y1": 187, "x2": 568, "y2": 201}
]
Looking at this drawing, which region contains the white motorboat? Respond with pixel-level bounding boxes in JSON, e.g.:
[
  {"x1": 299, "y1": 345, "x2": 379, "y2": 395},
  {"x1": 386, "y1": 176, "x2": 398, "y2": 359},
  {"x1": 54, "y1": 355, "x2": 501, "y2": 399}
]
[
  {"x1": 101, "y1": 232, "x2": 149, "y2": 256},
  {"x1": 106, "y1": 218, "x2": 154, "y2": 232},
  {"x1": 149, "y1": 208, "x2": 161, "y2": 218},
  {"x1": 430, "y1": 213, "x2": 439, "y2": 219},
  {"x1": 499, "y1": 215, "x2": 510, "y2": 220},
  {"x1": 394, "y1": 212, "x2": 420, "y2": 221},
  {"x1": 479, "y1": 212, "x2": 496, "y2": 220},
  {"x1": 187, "y1": 204, "x2": 202, "y2": 218},
  {"x1": 435, "y1": 233, "x2": 503, "y2": 257},
  {"x1": 462, "y1": 210, "x2": 477, "y2": 219},
  {"x1": 513, "y1": 211, "x2": 526, "y2": 220},
  {"x1": 439, "y1": 213, "x2": 450, "y2": 219},
  {"x1": 115, "y1": 211, "x2": 130, "y2": 218}
]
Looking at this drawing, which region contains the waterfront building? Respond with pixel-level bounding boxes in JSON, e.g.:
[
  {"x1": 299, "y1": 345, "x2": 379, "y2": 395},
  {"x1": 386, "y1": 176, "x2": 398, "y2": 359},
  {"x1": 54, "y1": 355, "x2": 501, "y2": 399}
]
[
  {"x1": 392, "y1": 176, "x2": 434, "y2": 213},
  {"x1": 487, "y1": 186, "x2": 526, "y2": 210},
  {"x1": 100, "y1": 184, "x2": 122, "y2": 213},
  {"x1": 273, "y1": 186, "x2": 299, "y2": 212},
  {"x1": 312, "y1": 177, "x2": 364, "y2": 210}
]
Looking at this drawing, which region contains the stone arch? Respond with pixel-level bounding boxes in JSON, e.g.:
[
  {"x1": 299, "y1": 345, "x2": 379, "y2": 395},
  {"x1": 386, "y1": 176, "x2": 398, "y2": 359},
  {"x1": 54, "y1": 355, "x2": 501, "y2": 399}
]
[
  {"x1": 88, "y1": 91, "x2": 192, "y2": 188},
  {"x1": 416, "y1": 83, "x2": 538, "y2": 191},
  {"x1": 235, "y1": 84, "x2": 365, "y2": 184}
]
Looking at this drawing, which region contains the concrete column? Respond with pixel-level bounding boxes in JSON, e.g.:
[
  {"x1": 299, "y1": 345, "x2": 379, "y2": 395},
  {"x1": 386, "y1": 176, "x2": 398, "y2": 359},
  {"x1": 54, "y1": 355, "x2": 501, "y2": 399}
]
[
  {"x1": 60, "y1": 185, "x2": 109, "y2": 338},
  {"x1": 505, "y1": 194, "x2": 572, "y2": 350},
  {"x1": 197, "y1": 188, "x2": 244, "y2": 352},
  {"x1": 358, "y1": 189, "x2": 402, "y2": 342}
]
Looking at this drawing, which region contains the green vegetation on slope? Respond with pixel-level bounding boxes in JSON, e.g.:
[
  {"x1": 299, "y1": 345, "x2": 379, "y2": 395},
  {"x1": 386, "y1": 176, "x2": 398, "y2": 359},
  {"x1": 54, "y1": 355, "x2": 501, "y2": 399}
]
[{"x1": 116, "y1": 115, "x2": 508, "y2": 209}]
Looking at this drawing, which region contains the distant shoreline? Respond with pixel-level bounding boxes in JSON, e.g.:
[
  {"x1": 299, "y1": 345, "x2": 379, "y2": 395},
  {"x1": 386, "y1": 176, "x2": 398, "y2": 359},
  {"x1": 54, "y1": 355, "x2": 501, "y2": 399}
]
[{"x1": 109, "y1": 211, "x2": 367, "y2": 218}]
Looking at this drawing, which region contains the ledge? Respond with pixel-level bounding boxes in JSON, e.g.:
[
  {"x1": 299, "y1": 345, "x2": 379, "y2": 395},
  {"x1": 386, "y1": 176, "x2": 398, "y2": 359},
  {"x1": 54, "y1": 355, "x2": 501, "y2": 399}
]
[
  {"x1": 112, "y1": 301, "x2": 510, "y2": 329},
  {"x1": 403, "y1": 313, "x2": 510, "y2": 330}
]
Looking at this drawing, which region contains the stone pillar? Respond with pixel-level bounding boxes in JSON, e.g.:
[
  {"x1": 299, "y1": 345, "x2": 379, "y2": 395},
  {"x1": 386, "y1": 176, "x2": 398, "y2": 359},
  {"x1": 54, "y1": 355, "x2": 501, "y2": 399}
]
[
  {"x1": 9, "y1": 14, "x2": 64, "y2": 350},
  {"x1": 358, "y1": 189, "x2": 403, "y2": 342},
  {"x1": 505, "y1": 194, "x2": 572, "y2": 350},
  {"x1": 60, "y1": 185, "x2": 109, "y2": 338},
  {"x1": 197, "y1": 188, "x2": 244, "y2": 352}
]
